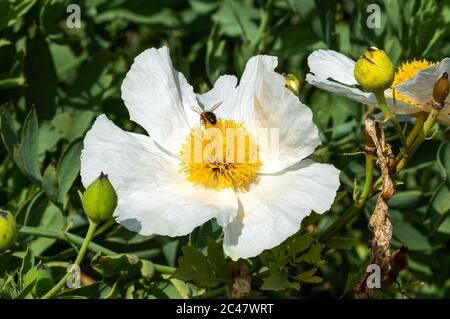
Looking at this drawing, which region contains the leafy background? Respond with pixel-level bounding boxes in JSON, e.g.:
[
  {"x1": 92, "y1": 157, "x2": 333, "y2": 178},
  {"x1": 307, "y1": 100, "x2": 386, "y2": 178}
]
[{"x1": 1, "y1": 0, "x2": 450, "y2": 298}]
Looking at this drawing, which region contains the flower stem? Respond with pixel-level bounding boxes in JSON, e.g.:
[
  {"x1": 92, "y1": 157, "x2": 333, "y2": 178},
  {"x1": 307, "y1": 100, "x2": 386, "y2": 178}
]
[
  {"x1": 154, "y1": 264, "x2": 176, "y2": 274},
  {"x1": 42, "y1": 220, "x2": 98, "y2": 299},
  {"x1": 320, "y1": 153, "x2": 374, "y2": 243},
  {"x1": 374, "y1": 91, "x2": 407, "y2": 149},
  {"x1": 395, "y1": 109, "x2": 439, "y2": 173},
  {"x1": 18, "y1": 225, "x2": 116, "y2": 256},
  {"x1": 405, "y1": 112, "x2": 427, "y2": 147}
]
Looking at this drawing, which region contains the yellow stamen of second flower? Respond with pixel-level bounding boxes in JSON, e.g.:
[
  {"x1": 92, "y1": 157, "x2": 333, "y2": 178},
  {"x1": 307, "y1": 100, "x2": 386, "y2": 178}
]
[
  {"x1": 387, "y1": 59, "x2": 436, "y2": 105},
  {"x1": 179, "y1": 118, "x2": 261, "y2": 191}
]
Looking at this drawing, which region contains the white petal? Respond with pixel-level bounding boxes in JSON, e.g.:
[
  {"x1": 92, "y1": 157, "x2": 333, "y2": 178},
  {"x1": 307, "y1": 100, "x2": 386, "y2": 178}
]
[
  {"x1": 223, "y1": 162, "x2": 340, "y2": 260},
  {"x1": 81, "y1": 115, "x2": 238, "y2": 237},
  {"x1": 383, "y1": 96, "x2": 422, "y2": 115},
  {"x1": 307, "y1": 49, "x2": 358, "y2": 85},
  {"x1": 121, "y1": 46, "x2": 197, "y2": 155},
  {"x1": 233, "y1": 55, "x2": 322, "y2": 173},
  {"x1": 396, "y1": 58, "x2": 450, "y2": 105},
  {"x1": 196, "y1": 75, "x2": 238, "y2": 120},
  {"x1": 306, "y1": 73, "x2": 377, "y2": 105}
]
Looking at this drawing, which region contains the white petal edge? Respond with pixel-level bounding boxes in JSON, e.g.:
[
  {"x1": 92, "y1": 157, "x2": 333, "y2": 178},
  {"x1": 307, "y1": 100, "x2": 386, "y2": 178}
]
[
  {"x1": 396, "y1": 58, "x2": 450, "y2": 106},
  {"x1": 223, "y1": 162, "x2": 340, "y2": 260},
  {"x1": 121, "y1": 46, "x2": 197, "y2": 156},
  {"x1": 80, "y1": 115, "x2": 238, "y2": 237},
  {"x1": 307, "y1": 49, "x2": 358, "y2": 85},
  {"x1": 233, "y1": 55, "x2": 322, "y2": 173},
  {"x1": 306, "y1": 73, "x2": 377, "y2": 105}
]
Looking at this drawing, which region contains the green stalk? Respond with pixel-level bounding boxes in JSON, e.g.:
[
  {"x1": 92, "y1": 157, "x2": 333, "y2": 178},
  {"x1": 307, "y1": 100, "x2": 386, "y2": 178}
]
[
  {"x1": 405, "y1": 112, "x2": 427, "y2": 147},
  {"x1": 42, "y1": 221, "x2": 99, "y2": 299},
  {"x1": 19, "y1": 225, "x2": 116, "y2": 256},
  {"x1": 396, "y1": 109, "x2": 439, "y2": 172},
  {"x1": 374, "y1": 91, "x2": 407, "y2": 149},
  {"x1": 320, "y1": 154, "x2": 374, "y2": 243},
  {"x1": 154, "y1": 264, "x2": 176, "y2": 275}
]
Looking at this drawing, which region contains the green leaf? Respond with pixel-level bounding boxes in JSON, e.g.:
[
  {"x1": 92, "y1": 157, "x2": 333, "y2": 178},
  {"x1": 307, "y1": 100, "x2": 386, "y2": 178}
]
[
  {"x1": 436, "y1": 142, "x2": 450, "y2": 182},
  {"x1": 25, "y1": 28, "x2": 57, "y2": 120},
  {"x1": 261, "y1": 263, "x2": 290, "y2": 291},
  {"x1": 392, "y1": 216, "x2": 431, "y2": 251},
  {"x1": 57, "y1": 281, "x2": 113, "y2": 298},
  {"x1": 0, "y1": 76, "x2": 26, "y2": 89},
  {"x1": 19, "y1": 248, "x2": 34, "y2": 288},
  {"x1": 0, "y1": 108, "x2": 19, "y2": 154},
  {"x1": 29, "y1": 201, "x2": 64, "y2": 256},
  {"x1": 14, "y1": 109, "x2": 42, "y2": 187},
  {"x1": 42, "y1": 164, "x2": 60, "y2": 208},
  {"x1": 56, "y1": 137, "x2": 83, "y2": 206},
  {"x1": 15, "y1": 280, "x2": 36, "y2": 299},
  {"x1": 207, "y1": 238, "x2": 228, "y2": 280},
  {"x1": 427, "y1": 182, "x2": 450, "y2": 234},
  {"x1": 389, "y1": 191, "x2": 423, "y2": 210},
  {"x1": 297, "y1": 242, "x2": 324, "y2": 264},
  {"x1": 173, "y1": 245, "x2": 223, "y2": 288},
  {"x1": 0, "y1": 0, "x2": 37, "y2": 30},
  {"x1": 327, "y1": 236, "x2": 361, "y2": 250},
  {"x1": 291, "y1": 233, "x2": 314, "y2": 255},
  {"x1": 91, "y1": 254, "x2": 140, "y2": 278}
]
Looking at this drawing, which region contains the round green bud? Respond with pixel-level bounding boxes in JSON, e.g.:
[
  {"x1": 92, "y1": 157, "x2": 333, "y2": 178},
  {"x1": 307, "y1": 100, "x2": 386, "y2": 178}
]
[
  {"x1": 283, "y1": 73, "x2": 301, "y2": 95},
  {"x1": 24, "y1": 262, "x2": 54, "y2": 297},
  {"x1": 354, "y1": 47, "x2": 395, "y2": 93},
  {"x1": 139, "y1": 259, "x2": 155, "y2": 280},
  {"x1": 0, "y1": 210, "x2": 17, "y2": 252},
  {"x1": 82, "y1": 172, "x2": 118, "y2": 223}
]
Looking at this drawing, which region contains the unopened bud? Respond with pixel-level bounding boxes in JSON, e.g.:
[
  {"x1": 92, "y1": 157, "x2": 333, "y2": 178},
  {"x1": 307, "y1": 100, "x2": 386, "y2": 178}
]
[
  {"x1": 432, "y1": 72, "x2": 449, "y2": 109},
  {"x1": 283, "y1": 73, "x2": 300, "y2": 95},
  {"x1": 82, "y1": 172, "x2": 118, "y2": 223},
  {"x1": 0, "y1": 210, "x2": 17, "y2": 252},
  {"x1": 24, "y1": 262, "x2": 54, "y2": 297},
  {"x1": 354, "y1": 47, "x2": 395, "y2": 93}
]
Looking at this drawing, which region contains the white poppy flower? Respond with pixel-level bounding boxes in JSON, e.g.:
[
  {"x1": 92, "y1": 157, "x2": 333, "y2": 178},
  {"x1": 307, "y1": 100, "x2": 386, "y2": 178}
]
[
  {"x1": 80, "y1": 46, "x2": 340, "y2": 260},
  {"x1": 306, "y1": 49, "x2": 450, "y2": 125}
]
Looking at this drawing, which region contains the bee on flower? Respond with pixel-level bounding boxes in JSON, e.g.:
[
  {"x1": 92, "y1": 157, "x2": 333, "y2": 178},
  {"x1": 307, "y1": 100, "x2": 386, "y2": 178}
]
[{"x1": 80, "y1": 47, "x2": 340, "y2": 260}]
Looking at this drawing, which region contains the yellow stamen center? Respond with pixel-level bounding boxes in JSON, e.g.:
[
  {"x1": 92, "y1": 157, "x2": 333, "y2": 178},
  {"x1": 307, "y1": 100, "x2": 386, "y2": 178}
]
[
  {"x1": 179, "y1": 118, "x2": 261, "y2": 191},
  {"x1": 387, "y1": 59, "x2": 436, "y2": 105}
]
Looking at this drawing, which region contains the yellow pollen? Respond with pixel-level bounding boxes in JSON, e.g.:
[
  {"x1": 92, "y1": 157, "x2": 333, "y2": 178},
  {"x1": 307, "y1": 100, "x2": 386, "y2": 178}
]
[
  {"x1": 387, "y1": 59, "x2": 436, "y2": 105},
  {"x1": 179, "y1": 118, "x2": 261, "y2": 191}
]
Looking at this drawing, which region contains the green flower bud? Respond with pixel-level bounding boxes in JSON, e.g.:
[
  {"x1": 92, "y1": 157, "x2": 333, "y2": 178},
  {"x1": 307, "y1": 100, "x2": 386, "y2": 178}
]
[
  {"x1": 139, "y1": 259, "x2": 155, "y2": 280},
  {"x1": 0, "y1": 210, "x2": 17, "y2": 252},
  {"x1": 283, "y1": 73, "x2": 301, "y2": 95},
  {"x1": 354, "y1": 47, "x2": 395, "y2": 93},
  {"x1": 82, "y1": 172, "x2": 118, "y2": 223},
  {"x1": 24, "y1": 262, "x2": 54, "y2": 297}
]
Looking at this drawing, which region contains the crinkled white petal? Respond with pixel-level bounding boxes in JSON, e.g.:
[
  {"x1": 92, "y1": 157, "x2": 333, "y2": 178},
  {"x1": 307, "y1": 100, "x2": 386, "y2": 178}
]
[
  {"x1": 81, "y1": 115, "x2": 238, "y2": 237},
  {"x1": 396, "y1": 58, "x2": 450, "y2": 106},
  {"x1": 121, "y1": 46, "x2": 197, "y2": 156},
  {"x1": 233, "y1": 55, "x2": 322, "y2": 173},
  {"x1": 307, "y1": 49, "x2": 358, "y2": 85},
  {"x1": 196, "y1": 75, "x2": 238, "y2": 120},
  {"x1": 223, "y1": 162, "x2": 340, "y2": 260},
  {"x1": 306, "y1": 73, "x2": 377, "y2": 105}
]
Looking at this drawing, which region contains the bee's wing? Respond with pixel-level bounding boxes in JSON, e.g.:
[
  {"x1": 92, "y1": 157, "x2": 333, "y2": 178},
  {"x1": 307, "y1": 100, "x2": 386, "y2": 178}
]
[
  {"x1": 190, "y1": 105, "x2": 203, "y2": 115},
  {"x1": 208, "y1": 101, "x2": 223, "y2": 112}
]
